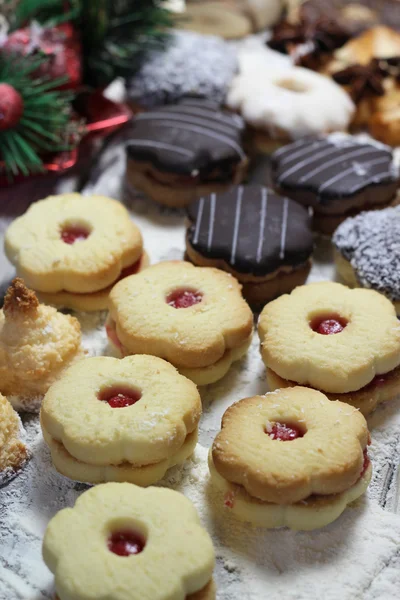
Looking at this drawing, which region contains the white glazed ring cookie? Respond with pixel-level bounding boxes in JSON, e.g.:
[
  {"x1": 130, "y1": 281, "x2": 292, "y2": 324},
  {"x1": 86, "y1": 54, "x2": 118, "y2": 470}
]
[
  {"x1": 43, "y1": 482, "x2": 216, "y2": 600},
  {"x1": 41, "y1": 355, "x2": 201, "y2": 485},
  {"x1": 4, "y1": 194, "x2": 148, "y2": 311},
  {"x1": 258, "y1": 282, "x2": 400, "y2": 415},
  {"x1": 107, "y1": 261, "x2": 253, "y2": 385},
  {"x1": 227, "y1": 63, "x2": 355, "y2": 152},
  {"x1": 209, "y1": 387, "x2": 371, "y2": 530}
]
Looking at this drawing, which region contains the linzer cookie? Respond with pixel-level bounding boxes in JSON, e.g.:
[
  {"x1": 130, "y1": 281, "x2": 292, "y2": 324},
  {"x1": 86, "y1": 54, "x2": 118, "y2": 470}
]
[
  {"x1": 209, "y1": 387, "x2": 371, "y2": 530},
  {"x1": 41, "y1": 355, "x2": 201, "y2": 485},
  {"x1": 125, "y1": 98, "x2": 248, "y2": 208},
  {"x1": 272, "y1": 134, "x2": 400, "y2": 235},
  {"x1": 43, "y1": 482, "x2": 216, "y2": 600},
  {"x1": 186, "y1": 185, "x2": 314, "y2": 309},
  {"x1": 4, "y1": 194, "x2": 149, "y2": 311},
  {"x1": 258, "y1": 282, "x2": 400, "y2": 416},
  {"x1": 107, "y1": 261, "x2": 253, "y2": 385},
  {"x1": 333, "y1": 205, "x2": 400, "y2": 313}
]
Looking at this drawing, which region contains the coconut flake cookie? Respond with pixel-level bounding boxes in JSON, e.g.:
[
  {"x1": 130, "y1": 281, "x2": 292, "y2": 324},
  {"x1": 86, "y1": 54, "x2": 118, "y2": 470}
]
[
  {"x1": 186, "y1": 185, "x2": 314, "y2": 309},
  {"x1": 209, "y1": 387, "x2": 371, "y2": 530},
  {"x1": 272, "y1": 134, "x2": 400, "y2": 235},
  {"x1": 107, "y1": 261, "x2": 253, "y2": 385},
  {"x1": 0, "y1": 393, "x2": 28, "y2": 479},
  {"x1": 0, "y1": 279, "x2": 84, "y2": 412},
  {"x1": 43, "y1": 482, "x2": 215, "y2": 600},
  {"x1": 126, "y1": 98, "x2": 247, "y2": 208},
  {"x1": 333, "y1": 205, "x2": 400, "y2": 313},
  {"x1": 41, "y1": 355, "x2": 201, "y2": 485},
  {"x1": 258, "y1": 282, "x2": 400, "y2": 416},
  {"x1": 126, "y1": 30, "x2": 238, "y2": 109},
  {"x1": 4, "y1": 194, "x2": 148, "y2": 312},
  {"x1": 226, "y1": 56, "x2": 354, "y2": 153}
]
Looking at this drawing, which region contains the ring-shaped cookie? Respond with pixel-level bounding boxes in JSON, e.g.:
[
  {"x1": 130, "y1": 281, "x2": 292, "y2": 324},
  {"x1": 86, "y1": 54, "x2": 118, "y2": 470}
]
[
  {"x1": 258, "y1": 282, "x2": 400, "y2": 394},
  {"x1": 43, "y1": 482, "x2": 215, "y2": 600},
  {"x1": 41, "y1": 355, "x2": 201, "y2": 485}
]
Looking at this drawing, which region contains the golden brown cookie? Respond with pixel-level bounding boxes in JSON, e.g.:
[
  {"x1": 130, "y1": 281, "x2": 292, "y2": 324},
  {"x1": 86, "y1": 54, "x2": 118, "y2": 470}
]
[
  {"x1": 0, "y1": 279, "x2": 84, "y2": 412},
  {"x1": 41, "y1": 355, "x2": 201, "y2": 485},
  {"x1": 43, "y1": 482, "x2": 215, "y2": 600},
  {"x1": 0, "y1": 393, "x2": 28, "y2": 476},
  {"x1": 107, "y1": 261, "x2": 253, "y2": 385},
  {"x1": 209, "y1": 387, "x2": 371, "y2": 530},
  {"x1": 258, "y1": 282, "x2": 400, "y2": 414},
  {"x1": 5, "y1": 194, "x2": 148, "y2": 311}
]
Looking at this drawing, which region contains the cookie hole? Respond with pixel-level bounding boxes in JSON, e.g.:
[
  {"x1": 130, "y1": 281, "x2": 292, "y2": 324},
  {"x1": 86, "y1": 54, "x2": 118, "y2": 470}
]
[
  {"x1": 107, "y1": 530, "x2": 146, "y2": 556},
  {"x1": 98, "y1": 386, "x2": 142, "y2": 409},
  {"x1": 265, "y1": 422, "x2": 305, "y2": 441},
  {"x1": 310, "y1": 314, "x2": 348, "y2": 335},
  {"x1": 275, "y1": 79, "x2": 308, "y2": 93},
  {"x1": 166, "y1": 289, "x2": 203, "y2": 309},
  {"x1": 60, "y1": 222, "x2": 91, "y2": 245}
]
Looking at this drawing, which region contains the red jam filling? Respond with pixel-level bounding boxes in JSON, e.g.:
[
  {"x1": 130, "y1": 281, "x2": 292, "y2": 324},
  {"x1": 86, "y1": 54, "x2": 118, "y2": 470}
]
[
  {"x1": 117, "y1": 257, "x2": 142, "y2": 281},
  {"x1": 61, "y1": 226, "x2": 89, "y2": 245},
  {"x1": 108, "y1": 531, "x2": 145, "y2": 556},
  {"x1": 166, "y1": 289, "x2": 203, "y2": 309},
  {"x1": 98, "y1": 386, "x2": 141, "y2": 408},
  {"x1": 267, "y1": 422, "x2": 304, "y2": 441},
  {"x1": 311, "y1": 315, "x2": 348, "y2": 335},
  {"x1": 360, "y1": 448, "x2": 370, "y2": 478}
]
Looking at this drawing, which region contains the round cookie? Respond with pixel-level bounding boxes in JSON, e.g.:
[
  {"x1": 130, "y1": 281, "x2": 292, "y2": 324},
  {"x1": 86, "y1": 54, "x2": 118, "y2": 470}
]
[
  {"x1": 209, "y1": 387, "x2": 371, "y2": 530},
  {"x1": 175, "y1": 2, "x2": 252, "y2": 39},
  {"x1": 4, "y1": 194, "x2": 148, "y2": 311},
  {"x1": 126, "y1": 30, "x2": 238, "y2": 109},
  {"x1": 0, "y1": 279, "x2": 84, "y2": 412},
  {"x1": 226, "y1": 50, "x2": 355, "y2": 153},
  {"x1": 126, "y1": 97, "x2": 248, "y2": 208},
  {"x1": 43, "y1": 482, "x2": 215, "y2": 600},
  {"x1": 41, "y1": 355, "x2": 201, "y2": 485},
  {"x1": 258, "y1": 281, "x2": 400, "y2": 415},
  {"x1": 333, "y1": 205, "x2": 400, "y2": 314},
  {"x1": 272, "y1": 134, "x2": 400, "y2": 235},
  {"x1": 186, "y1": 185, "x2": 314, "y2": 310},
  {"x1": 107, "y1": 261, "x2": 253, "y2": 385}
]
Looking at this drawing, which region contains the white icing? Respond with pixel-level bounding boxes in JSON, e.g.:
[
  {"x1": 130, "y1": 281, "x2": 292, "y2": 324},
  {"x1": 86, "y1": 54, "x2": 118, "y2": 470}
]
[{"x1": 227, "y1": 47, "x2": 355, "y2": 138}]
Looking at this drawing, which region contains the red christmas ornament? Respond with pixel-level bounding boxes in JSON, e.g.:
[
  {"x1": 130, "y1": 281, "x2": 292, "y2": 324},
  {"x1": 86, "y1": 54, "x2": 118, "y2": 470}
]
[{"x1": 0, "y1": 84, "x2": 24, "y2": 131}]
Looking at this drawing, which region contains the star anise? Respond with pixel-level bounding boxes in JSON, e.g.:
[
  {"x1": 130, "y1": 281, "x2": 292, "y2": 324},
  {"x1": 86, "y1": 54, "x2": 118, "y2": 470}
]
[
  {"x1": 333, "y1": 61, "x2": 386, "y2": 103},
  {"x1": 374, "y1": 56, "x2": 400, "y2": 82}
]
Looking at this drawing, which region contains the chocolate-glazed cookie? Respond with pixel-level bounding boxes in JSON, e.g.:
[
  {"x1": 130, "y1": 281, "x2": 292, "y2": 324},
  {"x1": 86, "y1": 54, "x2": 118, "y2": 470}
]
[
  {"x1": 125, "y1": 97, "x2": 248, "y2": 208},
  {"x1": 272, "y1": 134, "x2": 399, "y2": 235},
  {"x1": 185, "y1": 185, "x2": 314, "y2": 310}
]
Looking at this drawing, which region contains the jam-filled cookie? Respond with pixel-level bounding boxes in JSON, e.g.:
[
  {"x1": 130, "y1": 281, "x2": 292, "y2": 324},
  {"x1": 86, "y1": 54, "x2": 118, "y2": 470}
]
[
  {"x1": 272, "y1": 134, "x2": 400, "y2": 235},
  {"x1": 125, "y1": 98, "x2": 248, "y2": 208},
  {"x1": 4, "y1": 194, "x2": 149, "y2": 311},
  {"x1": 258, "y1": 282, "x2": 400, "y2": 416},
  {"x1": 209, "y1": 387, "x2": 371, "y2": 530},
  {"x1": 43, "y1": 482, "x2": 215, "y2": 600},
  {"x1": 186, "y1": 185, "x2": 314, "y2": 310},
  {"x1": 0, "y1": 279, "x2": 84, "y2": 412},
  {"x1": 333, "y1": 205, "x2": 400, "y2": 313},
  {"x1": 0, "y1": 393, "x2": 29, "y2": 480},
  {"x1": 107, "y1": 262, "x2": 253, "y2": 385},
  {"x1": 41, "y1": 355, "x2": 201, "y2": 485}
]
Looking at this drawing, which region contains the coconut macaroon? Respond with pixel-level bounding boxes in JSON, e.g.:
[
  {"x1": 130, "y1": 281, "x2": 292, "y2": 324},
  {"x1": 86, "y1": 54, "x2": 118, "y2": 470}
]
[
  {"x1": 0, "y1": 279, "x2": 85, "y2": 412},
  {"x1": 0, "y1": 393, "x2": 28, "y2": 477}
]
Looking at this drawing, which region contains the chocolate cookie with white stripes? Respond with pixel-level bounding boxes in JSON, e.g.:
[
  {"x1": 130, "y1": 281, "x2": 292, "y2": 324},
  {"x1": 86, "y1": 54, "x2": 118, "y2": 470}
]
[
  {"x1": 272, "y1": 133, "x2": 400, "y2": 235},
  {"x1": 185, "y1": 185, "x2": 314, "y2": 310},
  {"x1": 125, "y1": 97, "x2": 248, "y2": 208}
]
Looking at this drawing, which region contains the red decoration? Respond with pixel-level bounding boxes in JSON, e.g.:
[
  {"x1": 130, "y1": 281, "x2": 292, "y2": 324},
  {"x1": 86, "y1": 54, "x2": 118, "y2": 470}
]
[{"x1": 0, "y1": 84, "x2": 24, "y2": 131}]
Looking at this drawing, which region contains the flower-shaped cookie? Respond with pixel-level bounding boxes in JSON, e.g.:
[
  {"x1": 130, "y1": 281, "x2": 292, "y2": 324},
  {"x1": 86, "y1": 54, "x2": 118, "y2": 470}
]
[
  {"x1": 107, "y1": 261, "x2": 253, "y2": 385},
  {"x1": 43, "y1": 482, "x2": 215, "y2": 600},
  {"x1": 258, "y1": 282, "x2": 400, "y2": 395},
  {"x1": 209, "y1": 387, "x2": 371, "y2": 530},
  {"x1": 5, "y1": 194, "x2": 147, "y2": 311},
  {"x1": 41, "y1": 355, "x2": 201, "y2": 485},
  {"x1": 0, "y1": 278, "x2": 84, "y2": 412},
  {"x1": 0, "y1": 393, "x2": 28, "y2": 478}
]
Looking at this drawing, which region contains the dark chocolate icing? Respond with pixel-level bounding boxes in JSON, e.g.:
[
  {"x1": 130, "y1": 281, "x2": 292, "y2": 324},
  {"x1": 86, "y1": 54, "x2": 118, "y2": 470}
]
[
  {"x1": 126, "y1": 98, "x2": 246, "y2": 177},
  {"x1": 272, "y1": 135, "x2": 399, "y2": 213},
  {"x1": 186, "y1": 185, "x2": 313, "y2": 276}
]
